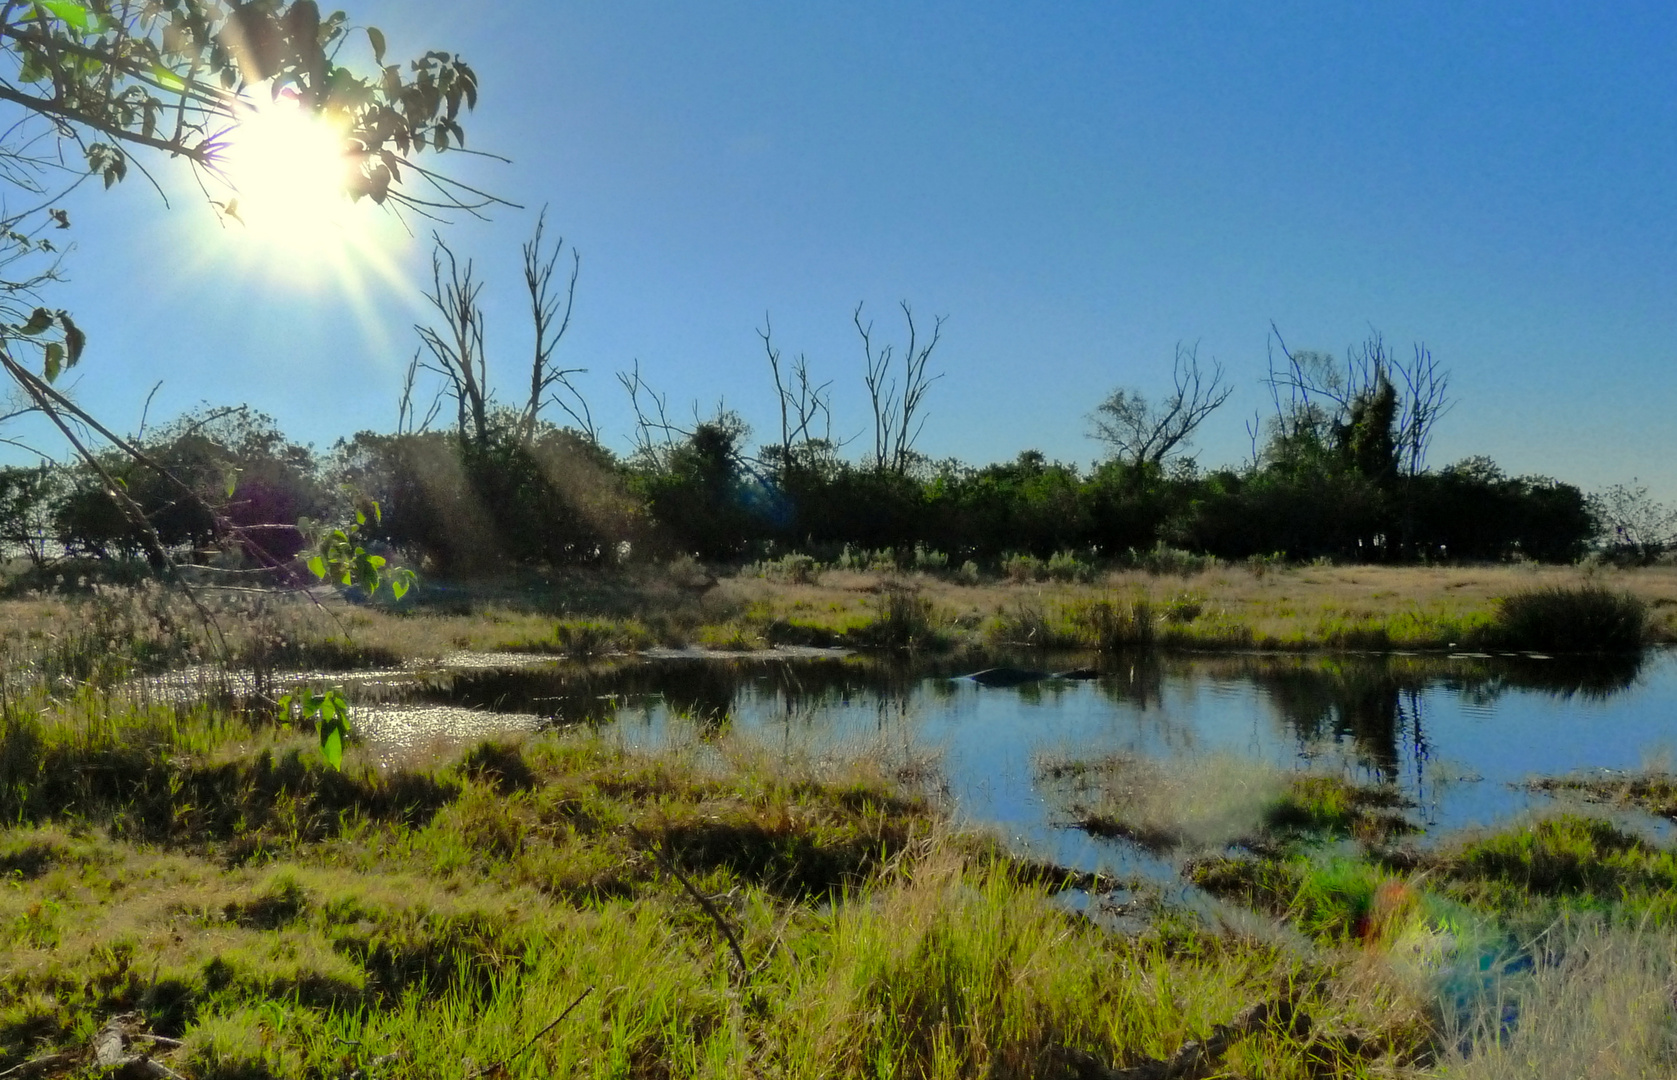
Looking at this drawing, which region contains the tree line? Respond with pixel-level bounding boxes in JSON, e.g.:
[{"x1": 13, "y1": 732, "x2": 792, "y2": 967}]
[{"x1": 0, "y1": 228, "x2": 1609, "y2": 577}]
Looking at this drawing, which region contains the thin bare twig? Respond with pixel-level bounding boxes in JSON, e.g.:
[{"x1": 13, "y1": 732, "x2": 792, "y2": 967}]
[
  {"x1": 649, "y1": 844, "x2": 752, "y2": 982},
  {"x1": 465, "y1": 985, "x2": 594, "y2": 1078}
]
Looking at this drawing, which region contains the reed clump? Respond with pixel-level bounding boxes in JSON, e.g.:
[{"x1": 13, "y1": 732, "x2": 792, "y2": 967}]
[{"x1": 1491, "y1": 584, "x2": 1648, "y2": 653}]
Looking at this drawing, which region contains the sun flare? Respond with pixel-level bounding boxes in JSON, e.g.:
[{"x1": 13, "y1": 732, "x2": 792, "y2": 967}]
[
  {"x1": 213, "y1": 93, "x2": 359, "y2": 257},
  {"x1": 199, "y1": 90, "x2": 411, "y2": 346}
]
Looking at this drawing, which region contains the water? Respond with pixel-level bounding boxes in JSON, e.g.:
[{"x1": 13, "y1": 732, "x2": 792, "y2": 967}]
[{"x1": 339, "y1": 647, "x2": 1677, "y2": 879}]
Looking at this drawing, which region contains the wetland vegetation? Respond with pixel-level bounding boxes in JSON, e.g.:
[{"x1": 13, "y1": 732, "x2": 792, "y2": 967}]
[{"x1": 4, "y1": 578, "x2": 1677, "y2": 1078}]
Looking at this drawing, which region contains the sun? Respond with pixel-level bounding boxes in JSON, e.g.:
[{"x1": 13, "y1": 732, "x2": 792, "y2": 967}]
[
  {"x1": 212, "y1": 93, "x2": 357, "y2": 250},
  {"x1": 198, "y1": 88, "x2": 411, "y2": 346}
]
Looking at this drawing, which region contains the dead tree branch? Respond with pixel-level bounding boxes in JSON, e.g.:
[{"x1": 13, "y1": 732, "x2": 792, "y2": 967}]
[
  {"x1": 416, "y1": 235, "x2": 489, "y2": 446},
  {"x1": 520, "y1": 208, "x2": 586, "y2": 444},
  {"x1": 760, "y1": 312, "x2": 833, "y2": 472},
  {"x1": 1090, "y1": 342, "x2": 1233, "y2": 469},
  {"x1": 617, "y1": 360, "x2": 683, "y2": 468},
  {"x1": 855, "y1": 300, "x2": 944, "y2": 475}
]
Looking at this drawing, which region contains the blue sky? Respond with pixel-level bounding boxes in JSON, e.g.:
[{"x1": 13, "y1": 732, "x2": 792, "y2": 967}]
[{"x1": 30, "y1": 2, "x2": 1677, "y2": 496}]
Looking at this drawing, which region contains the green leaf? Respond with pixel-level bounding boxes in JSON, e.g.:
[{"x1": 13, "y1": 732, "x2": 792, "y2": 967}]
[
  {"x1": 390, "y1": 575, "x2": 411, "y2": 601},
  {"x1": 367, "y1": 25, "x2": 385, "y2": 64},
  {"x1": 320, "y1": 724, "x2": 343, "y2": 769},
  {"x1": 60, "y1": 315, "x2": 84, "y2": 367},
  {"x1": 18, "y1": 308, "x2": 52, "y2": 336},
  {"x1": 150, "y1": 64, "x2": 187, "y2": 92},
  {"x1": 42, "y1": 342, "x2": 62, "y2": 383},
  {"x1": 306, "y1": 555, "x2": 327, "y2": 579},
  {"x1": 36, "y1": 0, "x2": 93, "y2": 32}
]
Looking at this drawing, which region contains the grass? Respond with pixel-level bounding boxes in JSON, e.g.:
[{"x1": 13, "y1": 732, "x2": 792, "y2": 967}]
[
  {"x1": 0, "y1": 686, "x2": 1448, "y2": 1080},
  {"x1": 6, "y1": 579, "x2": 1677, "y2": 1077},
  {"x1": 1527, "y1": 770, "x2": 1677, "y2": 820},
  {"x1": 706, "y1": 563, "x2": 1677, "y2": 656},
  {"x1": 1039, "y1": 752, "x2": 1416, "y2": 854},
  {"x1": 2, "y1": 562, "x2": 1666, "y2": 675}
]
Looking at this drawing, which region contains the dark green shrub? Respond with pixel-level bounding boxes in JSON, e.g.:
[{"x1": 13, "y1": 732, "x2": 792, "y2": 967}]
[{"x1": 1493, "y1": 585, "x2": 1647, "y2": 652}]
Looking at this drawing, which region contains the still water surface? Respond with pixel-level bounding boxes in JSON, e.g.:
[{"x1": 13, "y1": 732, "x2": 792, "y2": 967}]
[{"x1": 350, "y1": 647, "x2": 1677, "y2": 878}]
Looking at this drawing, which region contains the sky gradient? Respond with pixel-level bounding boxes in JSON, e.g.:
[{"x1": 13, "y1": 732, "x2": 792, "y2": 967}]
[{"x1": 27, "y1": 2, "x2": 1677, "y2": 497}]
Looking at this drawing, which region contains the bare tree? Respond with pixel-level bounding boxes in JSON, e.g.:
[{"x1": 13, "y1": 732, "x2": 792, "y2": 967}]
[
  {"x1": 396, "y1": 352, "x2": 443, "y2": 436},
  {"x1": 1265, "y1": 324, "x2": 1452, "y2": 477},
  {"x1": 855, "y1": 300, "x2": 944, "y2": 476},
  {"x1": 1089, "y1": 342, "x2": 1233, "y2": 469},
  {"x1": 759, "y1": 313, "x2": 834, "y2": 472},
  {"x1": 520, "y1": 209, "x2": 594, "y2": 444},
  {"x1": 616, "y1": 360, "x2": 681, "y2": 469},
  {"x1": 415, "y1": 235, "x2": 490, "y2": 446}
]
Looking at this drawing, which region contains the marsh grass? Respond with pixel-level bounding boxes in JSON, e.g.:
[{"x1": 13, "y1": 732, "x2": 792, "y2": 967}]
[
  {"x1": 1037, "y1": 752, "x2": 1289, "y2": 852},
  {"x1": 1527, "y1": 770, "x2": 1677, "y2": 820},
  {"x1": 0, "y1": 699, "x2": 1442, "y2": 1080},
  {"x1": 1433, "y1": 815, "x2": 1677, "y2": 914},
  {"x1": 1440, "y1": 921, "x2": 1677, "y2": 1079},
  {"x1": 1491, "y1": 585, "x2": 1649, "y2": 653},
  {"x1": 715, "y1": 563, "x2": 1677, "y2": 654},
  {"x1": 1040, "y1": 752, "x2": 1414, "y2": 855}
]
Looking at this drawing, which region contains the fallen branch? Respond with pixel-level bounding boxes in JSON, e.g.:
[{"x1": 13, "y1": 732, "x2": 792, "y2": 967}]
[
  {"x1": 0, "y1": 1053, "x2": 75, "y2": 1079},
  {"x1": 648, "y1": 843, "x2": 752, "y2": 983},
  {"x1": 93, "y1": 1015, "x2": 185, "y2": 1080}
]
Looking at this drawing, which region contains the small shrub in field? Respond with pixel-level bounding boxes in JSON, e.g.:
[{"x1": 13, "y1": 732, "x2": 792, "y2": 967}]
[
  {"x1": 1045, "y1": 550, "x2": 1093, "y2": 583},
  {"x1": 988, "y1": 602, "x2": 1078, "y2": 648},
  {"x1": 1002, "y1": 554, "x2": 1043, "y2": 583},
  {"x1": 911, "y1": 544, "x2": 948, "y2": 572},
  {"x1": 1245, "y1": 552, "x2": 1283, "y2": 579},
  {"x1": 1162, "y1": 592, "x2": 1205, "y2": 624},
  {"x1": 1129, "y1": 543, "x2": 1215, "y2": 576},
  {"x1": 1493, "y1": 585, "x2": 1647, "y2": 652},
  {"x1": 956, "y1": 560, "x2": 981, "y2": 585},
  {"x1": 855, "y1": 585, "x2": 941, "y2": 649},
  {"x1": 553, "y1": 620, "x2": 613, "y2": 657},
  {"x1": 1070, "y1": 596, "x2": 1154, "y2": 649},
  {"x1": 756, "y1": 553, "x2": 818, "y2": 584}
]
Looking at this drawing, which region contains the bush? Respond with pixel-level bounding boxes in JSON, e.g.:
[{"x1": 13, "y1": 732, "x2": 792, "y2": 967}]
[
  {"x1": 753, "y1": 553, "x2": 818, "y2": 584},
  {"x1": 1162, "y1": 593, "x2": 1205, "y2": 625},
  {"x1": 1045, "y1": 550, "x2": 1094, "y2": 583},
  {"x1": 911, "y1": 544, "x2": 947, "y2": 572},
  {"x1": 1127, "y1": 543, "x2": 1215, "y2": 576},
  {"x1": 1002, "y1": 553, "x2": 1043, "y2": 583},
  {"x1": 1070, "y1": 596, "x2": 1154, "y2": 650},
  {"x1": 854, "y1": 585, "x2": 942, "y2": 650},
  {"x1": 1493, "y1": 585, "x2": 1647, "y2": 653}
]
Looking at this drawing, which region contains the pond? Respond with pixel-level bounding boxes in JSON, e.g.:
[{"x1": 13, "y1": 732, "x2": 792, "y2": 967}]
[{"x1": 328, "y1": 646, "x2": 1677, "y2": 883}]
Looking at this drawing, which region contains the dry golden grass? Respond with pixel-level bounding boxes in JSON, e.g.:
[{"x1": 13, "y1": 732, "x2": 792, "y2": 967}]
[
  {"x1": 2, "y1": 561, "x2": 1671, "y2": 672},
  {"x1": 719, "y1": 563, "x2": 1677, "y2": 649},
  {"x1": 1439, "y1": 920, "x2": 1677, "y2": 1079}
]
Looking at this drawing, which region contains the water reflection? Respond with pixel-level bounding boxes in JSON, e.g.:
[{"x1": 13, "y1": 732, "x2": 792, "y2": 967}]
[{"x1": 367, "y1": 648, "x2": 1652, "y2": 801}]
